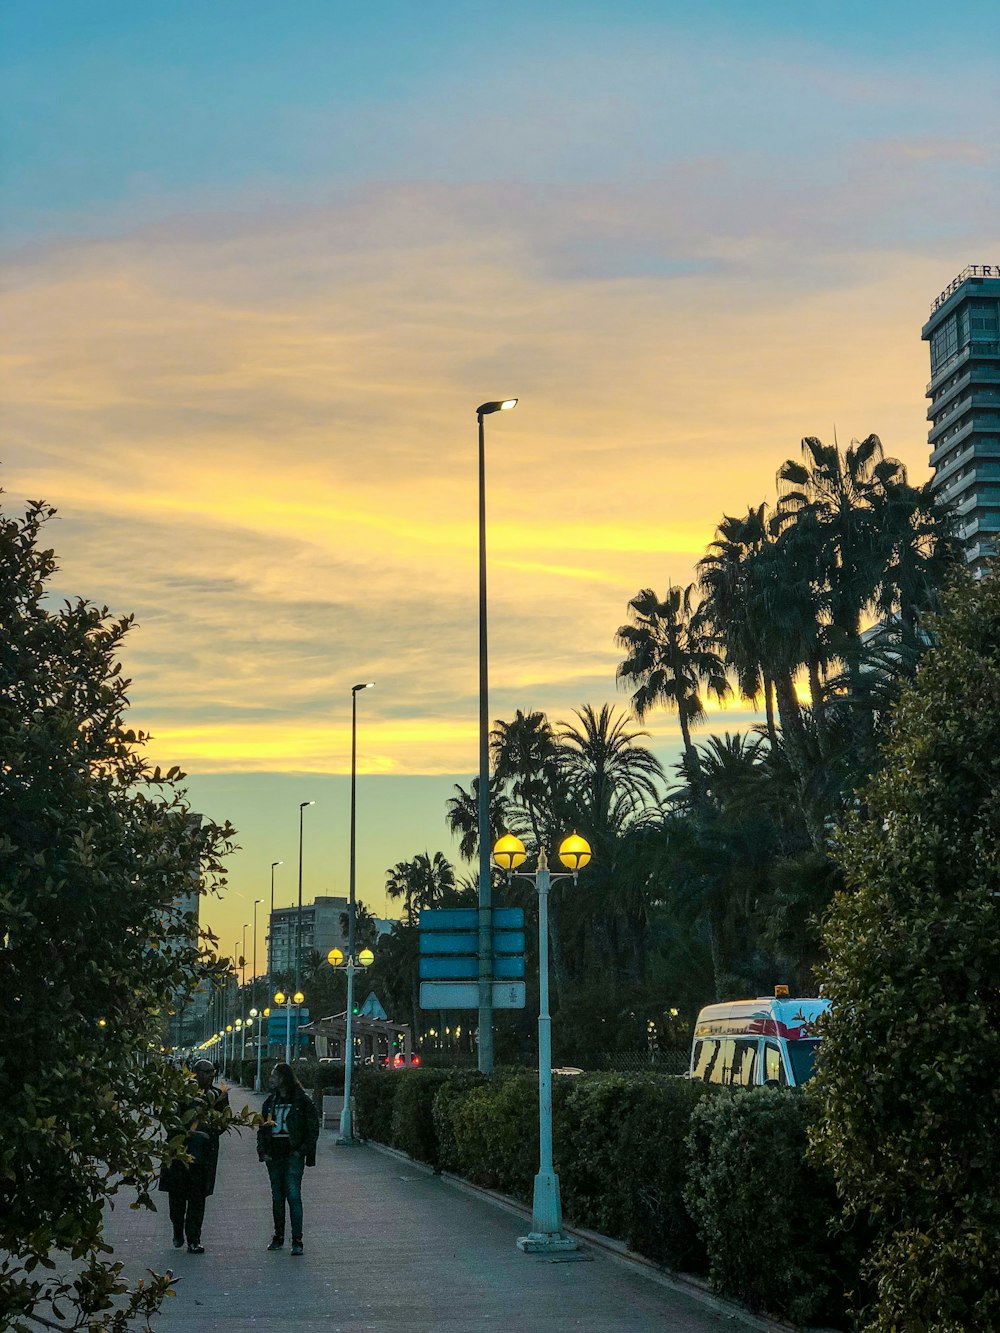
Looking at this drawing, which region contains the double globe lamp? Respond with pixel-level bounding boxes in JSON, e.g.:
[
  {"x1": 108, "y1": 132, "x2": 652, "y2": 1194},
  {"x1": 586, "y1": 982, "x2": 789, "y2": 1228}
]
[{"x1": 492, "y1": 830, "x2": 591, "y2": 1254}]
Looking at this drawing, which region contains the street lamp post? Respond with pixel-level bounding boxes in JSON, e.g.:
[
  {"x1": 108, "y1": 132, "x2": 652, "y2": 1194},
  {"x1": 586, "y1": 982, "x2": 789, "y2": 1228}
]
[
  {"x1": 339, "y1": 681, "x2": 374, "y2": 1145},
  {"x1": 475, "y1": 397, "x2": 517, "y2": 1076},
  {"x1": 295, "y1": 803, "x2": 314, "y2": 1051},
  {"x1": 274, "y1": 989, "x2": 305, "y2": 1065},
  {"x1": 328, "y1": 945, "x2": 374, "y2": 1143},
  {"x1": 252, "y1": 898, "x2": 263, "y2": 1085},
  {"x1": 493, "y1": 830, "x2": 591, "y2": 1254},
  {"x1": 268, "y1": 860, "x2": 282, "y2": 1055}
]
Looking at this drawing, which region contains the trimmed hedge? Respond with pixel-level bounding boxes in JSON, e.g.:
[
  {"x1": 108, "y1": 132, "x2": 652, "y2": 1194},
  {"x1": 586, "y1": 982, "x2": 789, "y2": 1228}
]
[
  {"x1": 556, "y1": 1072, "x2": 709, "y2": 1273},
  {"x1": 355, "y1": 1067, "x2": 399, "y2": 1145},
  {"x1": 685, "y1": 1087, "x2": 861, "y2": 1327},
  {"x1": 345, "y1": 1066, "x2": 856, "y2": 1327},
  {"x1": 389, "y1": 1069, "x2": 454, "y2": 1166}
]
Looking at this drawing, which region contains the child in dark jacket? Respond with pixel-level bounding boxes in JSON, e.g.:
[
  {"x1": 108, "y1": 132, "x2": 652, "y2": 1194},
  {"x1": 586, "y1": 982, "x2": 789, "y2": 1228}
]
[{"x1": 257, "y1": 1062, "x2": 320, "y2": 1255}]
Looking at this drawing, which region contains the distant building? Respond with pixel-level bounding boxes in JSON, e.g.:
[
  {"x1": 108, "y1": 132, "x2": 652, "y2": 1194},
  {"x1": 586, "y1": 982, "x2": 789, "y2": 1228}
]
[
  {"x1": 268, "y1": 895, "x2": 350, "y2": 976},
  {"x1": 923, "y1": 264, "x2": 1000, "y2": 571}
]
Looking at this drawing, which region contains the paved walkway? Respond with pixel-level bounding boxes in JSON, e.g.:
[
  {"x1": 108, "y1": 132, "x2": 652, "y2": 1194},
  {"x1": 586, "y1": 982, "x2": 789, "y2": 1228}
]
[{"x1": 102, "y1": 1088, "x2": 733, "y2": 1332}]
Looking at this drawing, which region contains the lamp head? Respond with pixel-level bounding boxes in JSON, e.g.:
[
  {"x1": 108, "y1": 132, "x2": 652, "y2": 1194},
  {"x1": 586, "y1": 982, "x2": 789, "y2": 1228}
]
[
  {"x1": 250, "y1": 1007, "x2": 259, "y2": 1017},
  {"x1": 272, "y1": 860, "x2": 283, "y2": 868},
  {"x1": 492, "y1": 832, "x2": 526, "y2": 874},
  {"x1": 558, "y1": 832, "x2": 592, "y2": 875},
  {"x1": 274, "y1": 990, "x2": 286, "y2": 1005},
  {"x1": 358, "y1": 947, "x2": 375, "y2": 967},
  {"x1": 476, "y1": 398, "x2": 518, "y2": 416},
  {"x1": 353, "y1": 681, "x2": 375, "y2": 693},
  {"x1": 263, "y1": 1007, "x2": 271, "y2": 1017},
  {"x1": 327, "y1": 947, "x2": 344, "y2": 967},
  {"x1": 300, "y1": 800, "x2": 314, "y2": 810},
  {"x1": 293, "y1": 991, "x2": 305, "y2": 1005}
]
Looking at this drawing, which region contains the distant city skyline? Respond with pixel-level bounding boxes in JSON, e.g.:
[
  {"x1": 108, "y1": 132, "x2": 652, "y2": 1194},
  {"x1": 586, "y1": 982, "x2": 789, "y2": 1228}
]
[{"x1": 2, "y1": 2, "x2": 998, "y2": 955}]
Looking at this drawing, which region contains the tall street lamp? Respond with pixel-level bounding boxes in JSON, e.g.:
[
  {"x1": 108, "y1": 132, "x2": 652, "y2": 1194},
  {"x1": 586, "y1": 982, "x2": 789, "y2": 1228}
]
[
  {"x1": 476, "y1": 396, "x2": 517, "y2": 1076},
  {"x1": 268, "y1": 860, "x2": 283, "y2": 1040},
  {"x1": 295, "y1": 802, "x2": 315, "y2": 1047},
  {"x1": 252, "y1": 898, "x2": 263, "y2": 1084},
  {"x1": 274, "y1": 988, "x2": 305, "y2": 1064},
  {"x1": 494, "y1": 830, "x2": 592, "y2": 1254},
  {"x1": 339, "y1": 680, "x2": 374, "y2": 1145}
]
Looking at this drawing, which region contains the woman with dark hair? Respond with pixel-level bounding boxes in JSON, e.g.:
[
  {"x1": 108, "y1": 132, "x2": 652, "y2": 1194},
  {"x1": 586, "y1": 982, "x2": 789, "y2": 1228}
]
[{"x1": 257, "y1": 1062, "x2": 320, "y2": 1256}]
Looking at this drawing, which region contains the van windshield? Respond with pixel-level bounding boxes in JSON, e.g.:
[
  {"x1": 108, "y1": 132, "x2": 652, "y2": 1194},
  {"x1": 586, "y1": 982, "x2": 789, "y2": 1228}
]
[{"x1": 787, "y1": 1040, "x2": 819, "y2": 1085}]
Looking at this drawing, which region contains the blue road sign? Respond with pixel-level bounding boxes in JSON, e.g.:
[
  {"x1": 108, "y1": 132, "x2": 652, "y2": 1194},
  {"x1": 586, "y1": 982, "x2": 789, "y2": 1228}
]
[
  {"x1": 419, "y1": 954, "x2": 525, "y2": 981},
  {"x1": 419, "y1": 980, "x2": 525, "y2": 1010},
  {"x1": 417, "y1": 907, "x2": 526, "y2": 1007}
]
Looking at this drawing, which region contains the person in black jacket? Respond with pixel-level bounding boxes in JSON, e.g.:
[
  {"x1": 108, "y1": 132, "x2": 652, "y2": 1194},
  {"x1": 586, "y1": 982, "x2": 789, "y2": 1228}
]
[
  {"x1": 257, "y1": 1062, "x2": 320, "y2": 1256},
  {"x1": 158, "y1": 1059, "x2": 231, "y2": 1254}
]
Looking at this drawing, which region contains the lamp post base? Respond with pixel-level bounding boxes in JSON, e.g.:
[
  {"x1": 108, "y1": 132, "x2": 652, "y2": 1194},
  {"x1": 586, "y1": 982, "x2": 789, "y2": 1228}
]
[
  {"x1": 336, "y1": 1105, "x2": 355, "y2": 1146},
  {"x1": 516, "y1": 1231, "x2": 578, "y2": 1254},
  {"x1": 516, "y1": 1170, "x2": 576, "y2": 1253}
]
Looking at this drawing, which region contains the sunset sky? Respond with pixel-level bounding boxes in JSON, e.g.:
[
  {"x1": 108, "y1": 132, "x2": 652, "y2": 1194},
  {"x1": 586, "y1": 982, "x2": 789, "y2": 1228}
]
[{"x1": 3, "y1": 2, "x2": 998, "y2": 969}]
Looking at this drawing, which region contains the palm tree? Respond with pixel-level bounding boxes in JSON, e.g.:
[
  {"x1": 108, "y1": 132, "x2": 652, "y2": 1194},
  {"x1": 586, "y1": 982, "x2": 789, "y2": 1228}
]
[
  {"x1": 490, "y1": 709, "x2": 564, "y2": 848},
  {"x1": 698, "y1": 505, "x2": 776, "y2": 742},
  {"x1": 338, "y1": 900, "x2": 380, "y2": 952},
  {"x1": 385, "y1": 851, "x2": 465, "y2": 925},
  {"x1": 776, "y1": 434, "x2": 905, "y2": 686},
  {"x1": 555, "y1": 704, "x2": 664, "y2": 838},
  {"x1": 445, "y1": 777, "x2": 519, "y2": 862},
  {"x1": 615, "y1": 583, "x2": 730, "y2": 779}
]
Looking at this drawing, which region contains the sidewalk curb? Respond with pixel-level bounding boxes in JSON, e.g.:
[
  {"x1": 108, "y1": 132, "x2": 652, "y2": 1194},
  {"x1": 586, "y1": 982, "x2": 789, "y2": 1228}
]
[{"x1": 355, "y1": 1137, "x2": 836, "y2": 1333}]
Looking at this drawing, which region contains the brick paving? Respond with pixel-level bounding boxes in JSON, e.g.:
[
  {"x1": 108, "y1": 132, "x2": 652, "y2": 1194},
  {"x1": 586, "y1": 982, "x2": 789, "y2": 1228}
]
[{"x1": 101, "y1": 1087, "x2": 734, "y2": 1332}]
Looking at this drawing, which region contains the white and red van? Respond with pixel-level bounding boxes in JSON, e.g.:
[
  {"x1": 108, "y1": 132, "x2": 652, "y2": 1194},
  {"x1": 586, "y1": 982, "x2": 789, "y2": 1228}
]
[{"x1": 689, "y1": 990, "x2": 829, "y2": 1088}]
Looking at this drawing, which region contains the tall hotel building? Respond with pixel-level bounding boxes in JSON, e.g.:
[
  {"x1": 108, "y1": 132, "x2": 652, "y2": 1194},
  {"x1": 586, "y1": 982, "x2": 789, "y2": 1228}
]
[{"x1": 923, "y1": 264, "x2": 1000, "y2": 569}]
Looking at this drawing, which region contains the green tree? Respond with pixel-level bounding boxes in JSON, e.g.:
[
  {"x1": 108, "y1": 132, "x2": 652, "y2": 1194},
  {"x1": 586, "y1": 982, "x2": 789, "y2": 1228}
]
[
  {"x1": 615, "y1": 583, "x2": 729, "y2": 781},
  {"x1": 0, "y1": 496, "x2": 238, "y2": 1330},
  {"x1": 813, "y1": 566, "x2": 1000, "y2": 1332}
]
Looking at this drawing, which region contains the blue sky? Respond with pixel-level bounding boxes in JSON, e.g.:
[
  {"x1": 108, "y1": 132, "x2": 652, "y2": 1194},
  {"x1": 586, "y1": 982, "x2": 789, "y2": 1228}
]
[{"x1": 2, "y1": 0, "x2": 998, "y2": 961}]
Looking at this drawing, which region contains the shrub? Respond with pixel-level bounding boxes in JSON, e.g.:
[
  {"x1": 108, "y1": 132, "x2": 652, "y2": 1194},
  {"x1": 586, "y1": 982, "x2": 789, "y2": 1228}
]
[
  {"x1": 685, "y1": 1088, "x2": 852, "y2": 1326},
  {"x1": 814, "y1": 567, "x2": 1000, "y2": 1332},
  {"x1": 354, "y1": 1068, "x2": 399, "y2": 1144},
  {"x1": 431, "y1": 1072, "x2": 486, "y2": 1173},
  {"x1": 389, "y1": 1069, "x2": 454, "y2": 1166},
  {"x1": 311, "y1": 1064, "x2": 346, "y2": 1099},
  {"x1": 447, "y1": 1072, "x2": 537, "y2": 1199}
]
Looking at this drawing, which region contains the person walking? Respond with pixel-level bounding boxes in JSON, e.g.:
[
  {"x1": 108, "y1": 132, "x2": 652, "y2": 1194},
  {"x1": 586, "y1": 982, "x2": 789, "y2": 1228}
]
[
  {"x1": 159, "y1": 1058, "x2": 231, "y2": 1254},
  {"x1": 257, "y1": 1062, "x2": 320, "y2": 1256}
]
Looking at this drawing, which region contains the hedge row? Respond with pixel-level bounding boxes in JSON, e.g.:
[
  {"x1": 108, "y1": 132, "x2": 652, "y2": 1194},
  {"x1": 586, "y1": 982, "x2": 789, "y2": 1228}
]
[{"x1": 354, "y1": 1068, "x2": 858, "y2": 1328}]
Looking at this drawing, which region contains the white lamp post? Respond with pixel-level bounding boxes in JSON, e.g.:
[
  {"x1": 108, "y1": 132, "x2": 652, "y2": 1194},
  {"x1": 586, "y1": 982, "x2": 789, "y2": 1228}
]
[
  {"x1": 329, "y1": 943, "x2": 375, "y2": 1144},
  {"x1": 493, "y1": 830, "x2": 591, "y2": 1254},
  {"x1": 274, "y1": 989, "x2": 304, "y2": 1064}
]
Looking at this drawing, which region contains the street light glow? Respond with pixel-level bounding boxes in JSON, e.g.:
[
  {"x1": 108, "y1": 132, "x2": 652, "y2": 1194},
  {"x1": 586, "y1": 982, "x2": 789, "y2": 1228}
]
[
  {"x1": 558, "y1": 832, "x2": 592, "y2": 874},
  {"x1": 493, "y1": 832, "x2": 527, "y2": 873},
  {"x1": 476, "y1": 398, "x2": 519, "y2": 416}
]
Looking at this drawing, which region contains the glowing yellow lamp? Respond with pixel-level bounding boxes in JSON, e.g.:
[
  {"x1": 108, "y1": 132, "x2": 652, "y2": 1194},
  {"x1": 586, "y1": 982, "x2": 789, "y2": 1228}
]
[
  {"x1": 249, "y1": 1007, "x2": 259, "y2": 1018},
  {"x1": 263, "y1": 1007, "x2": 271, "y2": 1018},
  {"x1": 293, "y1": 991, "x2": 304, "y2": 1005},
  {"x1": 97, "y1": 1018, "x2": 107, "y2": 1028},
  {"x1": 493, "y1": 832, "x2": 526, "y2": 872},
  {"x1": 274, "y1": 991, "x2": 286, "y2": 1005},
  {"x1": 358, "y1": 948, "x2": 375, "y2": 967},
  {"x1": 558, "y1": 832, "x2": 592, "y2": 873},
  {"x1": 225, "y1": 1024, "x2": 233, "y2": 1033},
  {"x1": 327, "y1": 947, "x2": 344, "y2": 966}
]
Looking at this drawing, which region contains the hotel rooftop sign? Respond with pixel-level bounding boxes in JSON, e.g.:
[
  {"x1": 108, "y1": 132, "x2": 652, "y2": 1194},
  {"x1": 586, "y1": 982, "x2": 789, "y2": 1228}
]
[{"x1": 931, "y1": 264, "x2": 1000, "y2": 314}]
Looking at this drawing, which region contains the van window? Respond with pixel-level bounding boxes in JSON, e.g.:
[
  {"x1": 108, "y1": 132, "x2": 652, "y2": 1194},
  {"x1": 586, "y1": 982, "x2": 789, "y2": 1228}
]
[
  {"x1": 763, "y1": 1040, "x2": 788, "y2": 1086},
  {"x1": 691, "y1": 1039, "x2": 715, "y2": 1081},
  {"x1": 708, "y1": 1038, "x2": 735, "y2": 1085},
  {"x1": 786, "y1": 1040, "x2": 819, "y2": 1086},
  {"x1": 729, "y1": 1038, "x2": 758, "y2": 1086}
]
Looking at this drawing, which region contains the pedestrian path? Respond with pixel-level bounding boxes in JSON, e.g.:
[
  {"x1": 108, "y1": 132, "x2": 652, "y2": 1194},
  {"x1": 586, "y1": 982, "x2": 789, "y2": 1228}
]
[{"x1": 103, "y1": 1087, "x2": 732, "y2": 1332}]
